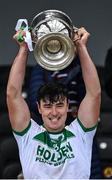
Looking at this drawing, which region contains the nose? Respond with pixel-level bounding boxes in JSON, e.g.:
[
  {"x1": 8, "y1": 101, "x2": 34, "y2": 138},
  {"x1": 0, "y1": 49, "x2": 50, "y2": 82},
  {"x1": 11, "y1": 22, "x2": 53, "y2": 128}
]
[{"x1": 51, "y1": 106, "x2": 57, "y2": 116}]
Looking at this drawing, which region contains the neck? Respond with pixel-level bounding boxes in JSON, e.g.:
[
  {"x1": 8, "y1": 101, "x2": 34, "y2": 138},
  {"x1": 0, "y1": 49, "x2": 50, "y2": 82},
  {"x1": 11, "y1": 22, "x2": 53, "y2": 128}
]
[{"x1": 43, "y1": 124, "x2": 65, "y2": 133}]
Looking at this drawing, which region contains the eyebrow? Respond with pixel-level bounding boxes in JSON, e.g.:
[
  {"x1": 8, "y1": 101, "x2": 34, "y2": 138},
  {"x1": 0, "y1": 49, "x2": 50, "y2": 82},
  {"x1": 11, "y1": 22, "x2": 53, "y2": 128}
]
[{"x1": 42, "y1": 101, "x2": 65, "y2": 105}]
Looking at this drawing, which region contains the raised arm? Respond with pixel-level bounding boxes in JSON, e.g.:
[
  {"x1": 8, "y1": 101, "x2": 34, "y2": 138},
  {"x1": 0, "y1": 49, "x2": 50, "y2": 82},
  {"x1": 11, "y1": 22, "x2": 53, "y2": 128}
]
[
  {"x1": 7, "y1": 30, "x2": 31, "y2": 132},
  {"x1": 74, "y1": 27, "x2": 101, "y2": 128}
]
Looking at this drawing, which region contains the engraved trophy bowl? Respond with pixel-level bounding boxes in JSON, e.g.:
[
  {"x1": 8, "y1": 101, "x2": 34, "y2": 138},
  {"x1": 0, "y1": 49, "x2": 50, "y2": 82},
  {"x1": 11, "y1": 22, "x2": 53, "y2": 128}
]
[{"x1": 31, "y1": 9, "x2": 77, "y2": 71}]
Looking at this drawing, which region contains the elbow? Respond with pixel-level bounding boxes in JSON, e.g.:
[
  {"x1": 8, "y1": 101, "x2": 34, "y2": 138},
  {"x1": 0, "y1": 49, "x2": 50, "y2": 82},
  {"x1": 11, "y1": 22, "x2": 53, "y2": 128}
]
[
  {"x1": 88, "y1": 86, "x2": 101, "y2": 101},
  {"x1": 7, "y1": 85, "x2": 18, "y2": 100},
  {"x1": 96, "y1": 89, "x2": 101, "y2": 104},
  {"x1": 92, "y1": 87, "x2": 101, "y2": 102},
  {"x1": 96, "y1": 86, "x2": 101, "y2": 99}
]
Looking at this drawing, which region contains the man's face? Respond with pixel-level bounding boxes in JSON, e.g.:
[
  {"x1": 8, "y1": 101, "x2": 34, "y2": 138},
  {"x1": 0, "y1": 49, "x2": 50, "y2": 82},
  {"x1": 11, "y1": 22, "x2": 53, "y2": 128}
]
[{"x1": 38, "y1": 98, "x2": 69, "y2": 132}]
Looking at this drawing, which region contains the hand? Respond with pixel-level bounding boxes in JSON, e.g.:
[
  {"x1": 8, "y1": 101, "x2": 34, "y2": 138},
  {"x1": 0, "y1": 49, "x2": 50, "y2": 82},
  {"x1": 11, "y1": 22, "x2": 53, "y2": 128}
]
[
  {"x1": 13, "y1": 30, "x2": 28, "y2": 48},
  {"x1": 73, "y1": 27, "x2": 90, "y2": 47}
]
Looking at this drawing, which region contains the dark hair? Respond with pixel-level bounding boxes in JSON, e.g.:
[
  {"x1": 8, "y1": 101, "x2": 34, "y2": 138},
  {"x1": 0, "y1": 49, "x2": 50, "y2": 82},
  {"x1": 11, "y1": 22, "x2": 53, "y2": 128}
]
[{"x1": 37, "y1": 82, "x2": 68, "y2": 104}]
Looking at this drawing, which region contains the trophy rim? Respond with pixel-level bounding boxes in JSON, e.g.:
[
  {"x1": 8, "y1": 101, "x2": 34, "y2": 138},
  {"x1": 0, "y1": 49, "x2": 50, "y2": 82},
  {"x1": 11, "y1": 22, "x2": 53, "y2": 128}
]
[{"x1": 31, "y1": 9, "x2": 73, "y2": 26}]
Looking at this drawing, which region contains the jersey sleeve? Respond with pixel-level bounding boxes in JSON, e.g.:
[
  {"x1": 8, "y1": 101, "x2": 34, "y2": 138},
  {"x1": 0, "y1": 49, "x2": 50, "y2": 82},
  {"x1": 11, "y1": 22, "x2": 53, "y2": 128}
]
[
  {"x1": 68, "y1": 118, "x2": 97, "y2": 147},
  {"x1": 13, "y1": 119, "x2": 41, "y2": 149}
]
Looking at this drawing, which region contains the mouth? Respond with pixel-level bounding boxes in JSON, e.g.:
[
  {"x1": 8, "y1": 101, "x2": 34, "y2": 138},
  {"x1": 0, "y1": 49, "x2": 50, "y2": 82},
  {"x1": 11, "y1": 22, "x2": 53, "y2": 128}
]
[{"x1": 49, "y1": 116, "x2": 61, "y2": 122}]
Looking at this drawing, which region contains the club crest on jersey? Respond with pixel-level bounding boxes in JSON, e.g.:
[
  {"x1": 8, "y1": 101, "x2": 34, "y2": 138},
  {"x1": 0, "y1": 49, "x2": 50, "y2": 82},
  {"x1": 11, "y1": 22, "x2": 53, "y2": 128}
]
[{"x1": 33, "y1": 129, "x2": 75, "y2": 166}]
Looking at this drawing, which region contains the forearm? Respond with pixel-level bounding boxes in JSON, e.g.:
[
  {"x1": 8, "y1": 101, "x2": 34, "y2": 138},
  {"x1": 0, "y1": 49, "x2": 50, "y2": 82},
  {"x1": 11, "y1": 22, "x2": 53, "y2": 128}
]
[
  {"x1": 7, "y1": 45, "x2": 28, "y2": 98},
  {"x1": 77, "y1": 45, "x2": 101, "y2": 97},
  {"x1": 74, "y1": 27, "x2": 101, "y2": 127}
]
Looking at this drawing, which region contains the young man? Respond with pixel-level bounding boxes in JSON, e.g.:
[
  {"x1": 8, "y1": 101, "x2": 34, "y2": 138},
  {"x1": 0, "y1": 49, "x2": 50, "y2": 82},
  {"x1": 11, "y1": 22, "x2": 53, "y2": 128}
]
[
  {"x1": 28, "y1": 56, "x2": 85, "y2": 125},
  {"x1": 7, "y1": 27, "x2": 101, "y2": 179}
]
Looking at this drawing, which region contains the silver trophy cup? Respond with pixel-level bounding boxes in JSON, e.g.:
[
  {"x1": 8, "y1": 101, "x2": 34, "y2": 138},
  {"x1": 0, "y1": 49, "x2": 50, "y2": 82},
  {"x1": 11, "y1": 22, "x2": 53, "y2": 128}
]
[{"x1": 31, "y1": 9, "x2": 77, "y2": 71}]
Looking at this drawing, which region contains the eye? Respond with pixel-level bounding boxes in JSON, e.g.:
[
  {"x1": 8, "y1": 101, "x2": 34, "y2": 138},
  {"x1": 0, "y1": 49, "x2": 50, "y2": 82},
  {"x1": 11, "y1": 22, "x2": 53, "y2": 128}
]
[
  {"x1": 56, "y1": 103, "x2": 64, "y2": 107},
  {"x1": 43, "y1": 104, "x2": 52, "y2": 108}
]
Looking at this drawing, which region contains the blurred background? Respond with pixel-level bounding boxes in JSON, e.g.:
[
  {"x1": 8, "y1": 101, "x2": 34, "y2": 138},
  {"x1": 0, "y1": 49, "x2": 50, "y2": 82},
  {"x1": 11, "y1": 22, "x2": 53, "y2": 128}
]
[
  {"x1": 1, "y1": 0, "x2": 112, "y2": 66},
  {"x1": 1, "y1": 0, "x2": 112, "y2": 179}
]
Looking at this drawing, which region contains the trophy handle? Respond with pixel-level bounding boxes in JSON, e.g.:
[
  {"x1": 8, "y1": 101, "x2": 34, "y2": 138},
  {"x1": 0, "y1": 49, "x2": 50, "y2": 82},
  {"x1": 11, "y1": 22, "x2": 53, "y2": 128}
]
[{"x1": 73, "y1": 26, "x2": 79, "y2": 32}]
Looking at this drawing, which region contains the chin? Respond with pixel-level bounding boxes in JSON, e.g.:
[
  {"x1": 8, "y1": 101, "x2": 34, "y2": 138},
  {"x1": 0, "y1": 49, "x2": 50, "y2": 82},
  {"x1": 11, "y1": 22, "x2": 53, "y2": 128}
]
[{"x1": 50, "y1": 124, "x2": 64, "y2": 132}]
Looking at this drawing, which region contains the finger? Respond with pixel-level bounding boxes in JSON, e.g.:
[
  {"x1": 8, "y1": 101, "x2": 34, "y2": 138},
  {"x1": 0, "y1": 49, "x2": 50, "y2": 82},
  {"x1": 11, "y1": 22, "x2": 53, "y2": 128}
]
[
  {"x1": 73, "y1": 37, "x2": 81, "y2": 42},
  {"x1": 17, "y1": 32, "x2": 24, "y2": 43},
  {"x1": 13, "y1": 30, "x2": 26, "y2": 43}
]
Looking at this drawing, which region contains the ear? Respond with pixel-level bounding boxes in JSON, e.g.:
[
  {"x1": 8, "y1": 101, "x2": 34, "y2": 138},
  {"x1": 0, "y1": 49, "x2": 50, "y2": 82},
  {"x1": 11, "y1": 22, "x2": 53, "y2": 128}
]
[
  {"x1": 67, "y1": 101, "x2": 69, "y2": 112},
  {"x1": 37, "y1": 102, "x2": 42, "y2": 114}
]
